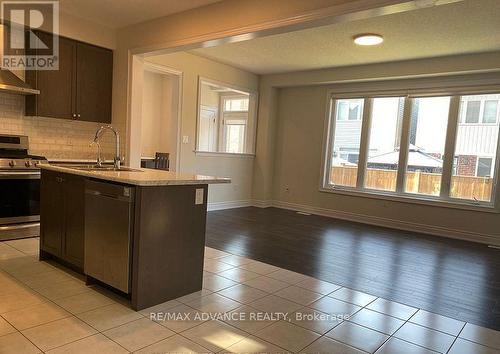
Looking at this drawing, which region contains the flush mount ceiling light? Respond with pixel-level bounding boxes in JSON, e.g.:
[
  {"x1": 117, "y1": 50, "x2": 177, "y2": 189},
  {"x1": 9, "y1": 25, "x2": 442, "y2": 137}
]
[{"x1": 353, "y1": 34, "x2": 384, "y2": 46}]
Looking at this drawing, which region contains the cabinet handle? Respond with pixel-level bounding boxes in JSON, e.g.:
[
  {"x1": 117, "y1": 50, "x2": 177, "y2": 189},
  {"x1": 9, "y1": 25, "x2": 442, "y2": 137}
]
[
  {"x1": 77, "y1": 114, "x2": 81, "y2": 118},
  {"x1": 72, "y1": 114, "x2": 76, "y2": 118}
]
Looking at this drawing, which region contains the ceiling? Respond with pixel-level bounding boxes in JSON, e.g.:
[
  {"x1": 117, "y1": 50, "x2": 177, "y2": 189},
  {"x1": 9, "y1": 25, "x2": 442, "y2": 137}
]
[
  {"x1": 189, "y1": 0, "x2": 500, "y2": 74},
  {"x1": 59, "y1": 0, "x2": 222, "y2": 29}
]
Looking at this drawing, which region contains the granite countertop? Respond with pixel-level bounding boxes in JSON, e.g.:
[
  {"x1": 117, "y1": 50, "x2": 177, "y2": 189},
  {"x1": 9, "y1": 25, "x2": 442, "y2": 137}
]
[{"x1": 40, "y1": 164, "x2": 231, "y2": 186}]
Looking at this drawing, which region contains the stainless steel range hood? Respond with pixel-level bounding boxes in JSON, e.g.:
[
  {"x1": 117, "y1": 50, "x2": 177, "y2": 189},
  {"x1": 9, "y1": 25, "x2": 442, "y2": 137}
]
[
  {"x1": 0, "y1": 69, "x2": 39, "y2": 95},
  {"x1": 0, "y1": 24, "x2": 39, "y2": 95}
]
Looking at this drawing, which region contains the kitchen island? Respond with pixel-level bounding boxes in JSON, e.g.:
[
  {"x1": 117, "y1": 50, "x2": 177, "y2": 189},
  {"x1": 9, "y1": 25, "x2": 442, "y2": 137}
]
[{"x1": 39, "y1": 164, "x2": 230, "y2": 310}]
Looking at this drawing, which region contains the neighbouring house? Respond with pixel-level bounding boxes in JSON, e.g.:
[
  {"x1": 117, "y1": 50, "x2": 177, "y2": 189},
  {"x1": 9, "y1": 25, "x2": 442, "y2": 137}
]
[{"x1": 454, "y1": 94, "x2": 500, "y2": 177}]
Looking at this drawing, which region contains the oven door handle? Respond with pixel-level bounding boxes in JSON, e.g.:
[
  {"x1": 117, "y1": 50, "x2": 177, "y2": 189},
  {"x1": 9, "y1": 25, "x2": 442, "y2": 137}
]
[
  {"x1": 0, "y1": 171, "x2": 41, "y2": 179},
  {"x1": 0, "y1": 222, "x2": 40, "y2": 231}
]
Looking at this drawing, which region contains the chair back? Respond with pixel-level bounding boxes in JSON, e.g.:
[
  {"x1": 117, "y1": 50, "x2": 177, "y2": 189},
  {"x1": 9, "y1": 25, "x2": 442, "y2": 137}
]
[{"x1": 154, "y1": 152, "x2": 170, "y2": 170}]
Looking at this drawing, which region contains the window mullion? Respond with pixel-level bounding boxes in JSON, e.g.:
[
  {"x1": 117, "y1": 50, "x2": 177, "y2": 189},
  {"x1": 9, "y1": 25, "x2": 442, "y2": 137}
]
[
  {"x1": 356, "y1": 98, "x2": 372, "y2": 189},
  {"x1": 440, "y1": 96, "x2": 460, "y2": 198},
  {"x1": 396, "y1": 97, "x2": 413, "y2": 193}
]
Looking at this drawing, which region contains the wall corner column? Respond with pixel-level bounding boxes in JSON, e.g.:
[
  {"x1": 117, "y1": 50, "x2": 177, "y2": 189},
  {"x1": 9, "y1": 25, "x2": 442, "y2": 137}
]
[{"x1": 252, "y1": 81, "x2": 279, "y2": 204}]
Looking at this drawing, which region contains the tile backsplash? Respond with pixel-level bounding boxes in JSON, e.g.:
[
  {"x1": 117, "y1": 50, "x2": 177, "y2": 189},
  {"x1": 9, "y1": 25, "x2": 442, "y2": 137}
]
[{"x1": 0, "y1": 92, "x2": 125, "y2": 160}]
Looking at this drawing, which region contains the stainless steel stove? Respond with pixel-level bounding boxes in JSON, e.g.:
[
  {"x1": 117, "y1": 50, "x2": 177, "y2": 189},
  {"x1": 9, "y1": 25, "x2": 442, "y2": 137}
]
[{"x1": 0, "y1": 134, "x2": 47, "y2": 240}]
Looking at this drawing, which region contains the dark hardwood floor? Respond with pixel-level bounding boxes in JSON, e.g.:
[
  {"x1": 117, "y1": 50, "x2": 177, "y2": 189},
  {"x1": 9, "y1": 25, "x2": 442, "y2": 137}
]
[{"x1": 206, "y1": 207, "x2": 500, "y2": 331}]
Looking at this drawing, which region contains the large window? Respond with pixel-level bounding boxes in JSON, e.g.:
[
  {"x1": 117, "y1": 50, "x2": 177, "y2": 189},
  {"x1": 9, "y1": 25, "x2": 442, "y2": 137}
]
[
  {"x1": 323, "y1": 92, "x2": 500, "y2": 208},
  {"x1": 197, "y1": 79, "x2": 257, "y2": 154}
]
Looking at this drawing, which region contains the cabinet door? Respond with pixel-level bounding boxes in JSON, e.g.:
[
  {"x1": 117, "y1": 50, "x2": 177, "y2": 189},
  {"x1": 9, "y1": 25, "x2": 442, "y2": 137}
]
[
  {"x1": 26, "y1": 33, "x2": 76, "y2": 119},
  {"x1": 76, "y1": 42, "x2": 112, "y2": 123},
  {"x1": 62, "y1": 174, "x2": 85, "y2": 268},
  {"x1": 40, "y1": 171, "x2": 64, "y2": 256}
]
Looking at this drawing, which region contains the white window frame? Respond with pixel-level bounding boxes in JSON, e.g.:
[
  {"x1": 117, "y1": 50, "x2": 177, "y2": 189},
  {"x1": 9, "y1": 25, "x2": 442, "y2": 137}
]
[
  {"x1": 195, "y1": 77, "x2": 258, "y2": 156},
  {"x1": 198, "y1": 105, "x2": 219, "y2": 152},
  {"x1": 322, "y1": 96, "x2": 366, "y2": 191},
  {"x1": 320, "y1": 88, "x2": 500, "y2": 213},
  {"x1": 462, "y1": 99, "x2": 481, "y2": 124},
  {"x1": 219, "y1": 94, "x2": 250, "y2": 153}
]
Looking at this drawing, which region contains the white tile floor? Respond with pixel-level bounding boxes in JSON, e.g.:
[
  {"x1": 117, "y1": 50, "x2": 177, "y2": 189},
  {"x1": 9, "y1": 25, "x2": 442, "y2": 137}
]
[{"x1": 0, "y1": 237, "x2": 500, "y2": 353}]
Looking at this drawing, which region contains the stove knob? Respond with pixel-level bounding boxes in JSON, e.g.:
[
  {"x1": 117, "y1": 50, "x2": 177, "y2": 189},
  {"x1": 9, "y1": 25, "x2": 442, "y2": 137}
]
[
  {"x1": 9, "y1": 160, "x2": 16, "y2": 167},
  {"x1": 25, "y1": 161, "x2": 32, "y2": 167}
]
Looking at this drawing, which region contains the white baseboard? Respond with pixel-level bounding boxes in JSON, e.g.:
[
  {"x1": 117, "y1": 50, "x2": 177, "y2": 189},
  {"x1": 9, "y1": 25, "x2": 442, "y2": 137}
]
[
  {"x1": 252, "y1": 199, "x2": 273, "y2": 208},
  {"x1": 207, "y1": 200, "x2": 253, "y2": 211},
  {"x1": 258, "y1": 200, "x2": 500, "y2": 246}
]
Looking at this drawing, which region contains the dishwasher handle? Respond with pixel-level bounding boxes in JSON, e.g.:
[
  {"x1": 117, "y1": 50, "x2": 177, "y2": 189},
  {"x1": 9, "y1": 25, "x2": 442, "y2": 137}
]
[{"x1": 85, "y1": 186, "x2": 133, "y2": 202}]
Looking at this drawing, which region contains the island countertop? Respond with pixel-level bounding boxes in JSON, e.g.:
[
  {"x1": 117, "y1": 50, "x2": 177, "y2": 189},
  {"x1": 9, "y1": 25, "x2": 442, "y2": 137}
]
[{"x1": 40, "y1": 164, "x2": 231, "y2": 186}]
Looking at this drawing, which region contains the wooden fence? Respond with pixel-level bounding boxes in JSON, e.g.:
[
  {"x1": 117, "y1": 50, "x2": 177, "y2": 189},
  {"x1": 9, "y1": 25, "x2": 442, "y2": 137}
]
[{"x1": 331, "y1": 166, "x2": 493, "y2": 201}]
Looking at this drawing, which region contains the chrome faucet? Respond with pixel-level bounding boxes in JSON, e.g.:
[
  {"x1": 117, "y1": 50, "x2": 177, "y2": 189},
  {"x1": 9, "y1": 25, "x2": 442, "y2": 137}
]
[{"x1": 93, "y1": 125, "x2": 121, "y2": 169}]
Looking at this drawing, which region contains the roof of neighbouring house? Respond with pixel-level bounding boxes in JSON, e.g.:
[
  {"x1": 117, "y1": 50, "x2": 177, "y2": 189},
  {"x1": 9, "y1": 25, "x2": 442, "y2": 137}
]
[{"x1": 368, "y1": 144, "x2": 443, "y2": 168}]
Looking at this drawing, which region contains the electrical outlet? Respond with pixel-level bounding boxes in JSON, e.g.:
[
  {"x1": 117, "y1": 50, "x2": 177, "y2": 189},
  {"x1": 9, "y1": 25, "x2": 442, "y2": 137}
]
[{"x1": 195, "y1": 188, "x2": 204, "y2": 205}]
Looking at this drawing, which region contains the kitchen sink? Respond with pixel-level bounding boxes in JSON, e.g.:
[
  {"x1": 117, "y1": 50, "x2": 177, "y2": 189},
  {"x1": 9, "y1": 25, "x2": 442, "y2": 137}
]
[{"x1": 66, "y1": 165, "x2": 142, "y2": 172}]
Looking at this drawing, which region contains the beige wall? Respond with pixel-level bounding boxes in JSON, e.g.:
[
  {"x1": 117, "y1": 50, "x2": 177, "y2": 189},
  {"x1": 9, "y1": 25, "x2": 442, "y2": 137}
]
[
  {"x1": 200, "y1": 83, "x2": 220, "y2": 108},
  {"x1": 263, "y1": 53, "x2": 500, "y2": 245},
  {"x1": 59, "y1": 11, "x2": 116, "y2": 49},
  {"x1": 141, "y1": 71, "x2": 177, "y2": 159},
  {"x1": 145, "y1": 52, "x2": 259, "y2": 204}
]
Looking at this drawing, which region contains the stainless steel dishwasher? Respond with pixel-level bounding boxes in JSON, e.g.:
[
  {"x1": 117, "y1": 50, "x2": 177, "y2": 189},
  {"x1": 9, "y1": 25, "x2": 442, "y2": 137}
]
[{"x1": 84, "y1": 179, "x2": 134, "y2": 293}]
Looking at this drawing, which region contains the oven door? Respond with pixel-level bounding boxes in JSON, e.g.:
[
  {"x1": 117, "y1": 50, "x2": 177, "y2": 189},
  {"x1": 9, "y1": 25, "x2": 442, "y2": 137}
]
[{"x1": 0, "y1": 171, "x2": 41, "y2": 239}]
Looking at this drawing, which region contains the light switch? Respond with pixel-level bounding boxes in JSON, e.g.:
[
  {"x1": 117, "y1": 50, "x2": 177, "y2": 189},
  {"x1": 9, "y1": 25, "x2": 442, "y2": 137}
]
[
  {"x1": 195, "y1": 188, "x2": 204, "y2": 205},
  {"x1": 182, "y1": 135, "x2": 189, "y2": 144}
]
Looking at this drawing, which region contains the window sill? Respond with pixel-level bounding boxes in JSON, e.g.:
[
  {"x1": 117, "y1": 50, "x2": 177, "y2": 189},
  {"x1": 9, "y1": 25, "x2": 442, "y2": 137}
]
[
  {"x1": 319, "y1": 186, "x2": 499, "y2": 213},
  {"x1": 194, "y1": 151, "x2": 255, "y2": 158}
]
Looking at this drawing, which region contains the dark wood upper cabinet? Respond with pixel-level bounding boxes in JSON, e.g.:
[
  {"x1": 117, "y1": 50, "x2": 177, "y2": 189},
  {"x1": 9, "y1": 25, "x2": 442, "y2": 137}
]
[
  {"x1": 26, "y1": 32, "x2": 112, "y2": 123},
  {"x1": 76, "y1": 42, "x2": 113, "y2": 123},
  {"x1": 26, "y1": 33, "x2": 76, "y2": 120}
]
